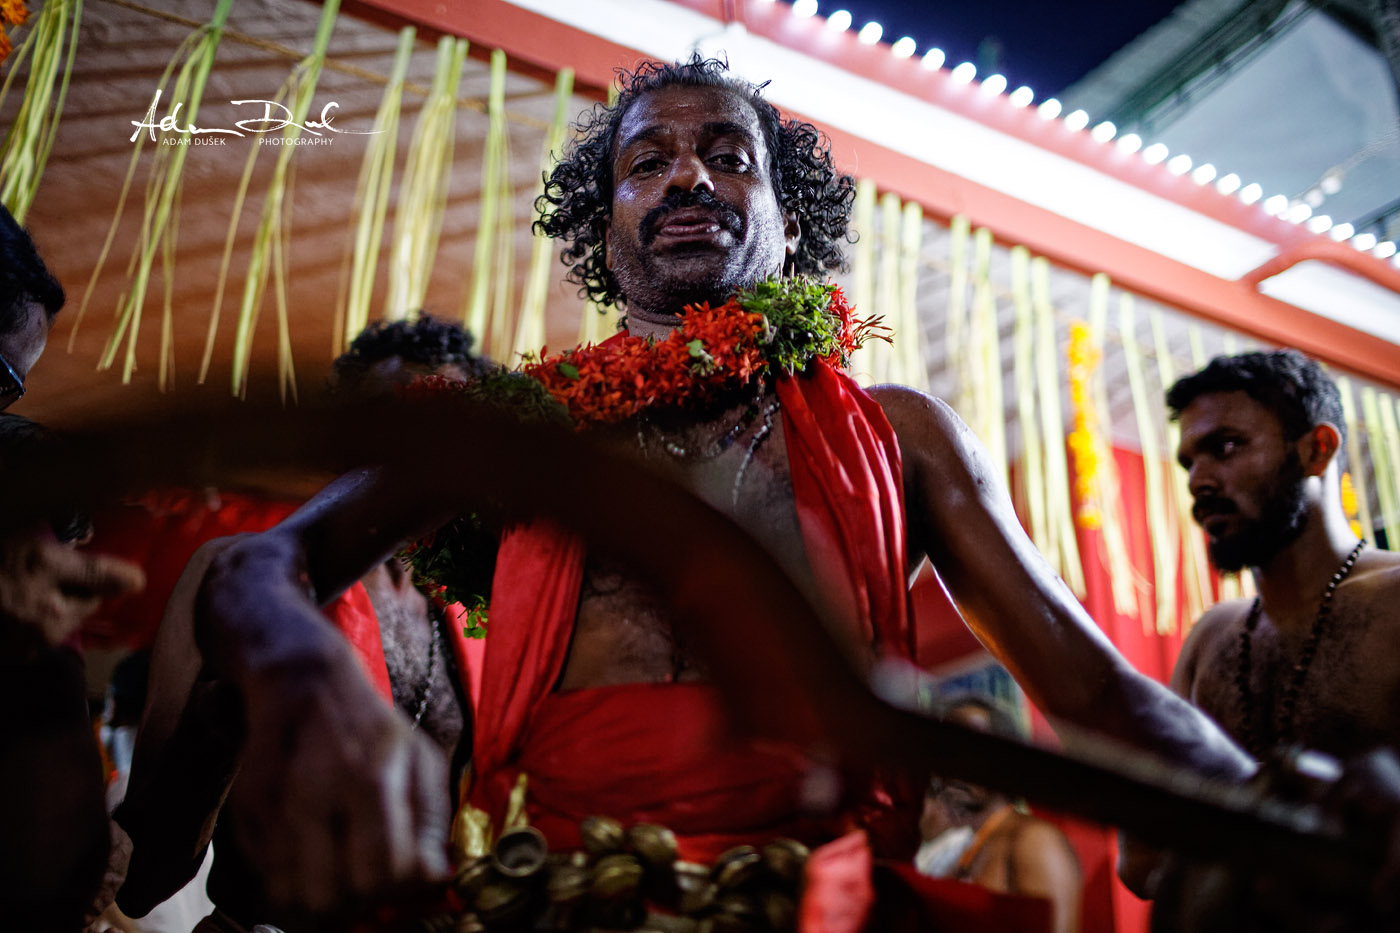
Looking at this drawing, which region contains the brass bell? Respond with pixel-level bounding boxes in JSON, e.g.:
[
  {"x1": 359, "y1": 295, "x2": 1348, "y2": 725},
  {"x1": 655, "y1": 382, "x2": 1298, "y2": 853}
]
[
  {"x1": 473, "y1": 880, "x2": 529, "y2": 927},
  {"x1": 714, "y1": 892, "x2": 764, "y2": 926},
  {"x1": 760, "y1": 839, "x2": 810, "y2": 886},
  {"x1": 762, "y1": 890, "x2": 798, "y2": 930},
  {"x1": 491, "y1": 825, "x2": 548, "y2": 879},
  {"x1": 628, "y1": 822, "x2": 679, "y2": 867},
  {"x1": 636, "y1": 912, "x2": 701, "y2": 932},
  {"x1": 451, "y1": 856, "x2": 493, "y2": 899},
  {"x1": 580, "y1": 815, "x2": 626, "y2": 855},
  {"x1": 678, "y1": 880, "x2": 717, "y2": 917},
  {"x1": 546, "y1": 863, "x2": 592, "y2": 905},
  {"x1": 711, "y1": 845, "x2": 763, "y2": 890},
  {"x1": 591, "y1": 852, "x2": 646, "y2": 900}
]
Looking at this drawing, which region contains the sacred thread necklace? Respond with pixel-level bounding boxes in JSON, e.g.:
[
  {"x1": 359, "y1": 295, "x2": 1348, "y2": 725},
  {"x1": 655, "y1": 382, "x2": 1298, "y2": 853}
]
[{"x1": 1235, "y1": 539, "x2": 1365, "y2": 756}]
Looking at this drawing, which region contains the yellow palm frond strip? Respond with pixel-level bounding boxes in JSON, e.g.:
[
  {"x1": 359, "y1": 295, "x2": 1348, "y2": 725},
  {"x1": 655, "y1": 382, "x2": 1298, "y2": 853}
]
[
  {"x1": 1119, "y1": 294, "x2": 1175, "y2": 635},
  {"x1": 1336, "y1": 377, "x2": 1375, "y2": 546},
  {"x1": 337, "y1": 26, "x2": 416, "y2": 352},
  {"x1": 1031, "y1": 257, "x2": 1084, "y2": 596},
  {"x1": 386, "y1": 35, "x2": 468, "y2": 322},
  {"x1": 0, "y1": 0, "x2": 81, "y2": 223},
  {"x1": 514, "y1": 67, "x2": 575, "y2": 362}
]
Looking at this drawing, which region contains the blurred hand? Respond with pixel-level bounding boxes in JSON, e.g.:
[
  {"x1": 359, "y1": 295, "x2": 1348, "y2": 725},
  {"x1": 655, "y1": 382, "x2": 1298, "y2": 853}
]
[
  {"x1": 228, "y1": 650, "x2": 451, "y2": 916},
  {"x1": 0, "y1": 528, "x2": 145, "y2": 646}
]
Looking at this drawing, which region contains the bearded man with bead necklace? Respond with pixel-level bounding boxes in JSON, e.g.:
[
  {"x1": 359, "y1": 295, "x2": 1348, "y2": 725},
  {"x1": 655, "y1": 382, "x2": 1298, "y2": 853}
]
[{"x1": 1168, "y1": 350, "x2": 1400, "y2": 765}]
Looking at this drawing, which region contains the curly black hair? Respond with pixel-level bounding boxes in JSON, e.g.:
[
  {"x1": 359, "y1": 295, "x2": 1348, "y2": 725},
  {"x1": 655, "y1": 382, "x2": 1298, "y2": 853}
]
[
  {"x1": 535, "y1": 56, "x2": 856, "y2": 308},
  {"x1": 1166, "y1": 349, "x2": 1346, "y2": 451},
  {"x1": 332, "y1": 313, "x2": 488, "y2": 388}
]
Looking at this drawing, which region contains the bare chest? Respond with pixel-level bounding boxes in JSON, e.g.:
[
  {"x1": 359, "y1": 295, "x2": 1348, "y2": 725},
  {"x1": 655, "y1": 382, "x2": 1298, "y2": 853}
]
[
  {"x1": 559, "y1": 393, "x2": 813, "y2": 689},
  {"x1": 361, "y1": 564, "x2": 467, "y2": 759},
  {"x1": 1190, "y1": 596, "x2": 1400, "y2": 759}
]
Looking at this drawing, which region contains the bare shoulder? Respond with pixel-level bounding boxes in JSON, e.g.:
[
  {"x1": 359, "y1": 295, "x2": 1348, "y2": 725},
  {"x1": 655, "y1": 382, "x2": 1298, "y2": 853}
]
[
  {"x1": 866, "y1": 383, "x2": 964, "y2": 446},
  {"x1": 1350, "y1": 548, "x2": 1400, "y2": 625},
  {"x1": 865, "y1": 384, "x2": 996, "y2": 484},
  {"x1": 1172, "y1": 599, "x2": 1252, "y2": 696}
]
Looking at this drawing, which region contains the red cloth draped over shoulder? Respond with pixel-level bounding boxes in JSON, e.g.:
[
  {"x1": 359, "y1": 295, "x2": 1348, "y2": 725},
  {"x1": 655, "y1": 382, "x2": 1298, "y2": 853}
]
[
  {"x1": 468, "y1": 359, "x2": 915, "y2": 852},
  {"x1": 84, "y1": 487, "x2": 394, "y2": 704}
]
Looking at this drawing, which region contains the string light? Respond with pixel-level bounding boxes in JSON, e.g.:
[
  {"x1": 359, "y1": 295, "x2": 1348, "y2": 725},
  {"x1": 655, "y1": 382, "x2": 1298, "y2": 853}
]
[
  {"x1": 1353, "y1": 232, "x2": 1377, "y2": 251},
  {"x1": 1064, "y1": 109, "x2": 1089, "y2": 131},
  {"x1": 1373, "y1": 241, "x2": 1396, "y2": 259},
  {"x1": 982, "y1": 73, "x2": 1007, "y2": 95},
  {"x1": 825, "y1": 9, "x2": 851, "y2": 31},
  {"x1": 891, "y1": 36, "x2": 916, "y2": 58},
  {"x1": 951, "y1": 61, "x2": 977, "y2": 83},
  {"x1": 1190, "y1": 163, "x2": 1217, "y2": 185},
  {"x1": 1286, "y1": 202, "x2": 1313, "y2": 224},
  {"x1": 1009, "y1": 85, "x2": 1034, "y2": 107},
  {"x1": 1037, "y1": 98, "x2": 1062, "y2": 119},
  {"x1": 921, "y1": 47, "x2": 945, "y2": 70},
  {"x1": 1329, "y1": 222, "x2": 1354, "y2": 241},
  {"x1": 792, "y1": 0, "x2": 818, "y2": 18},
  {"x1": 1239, "y1": 183, "x2": 1263, "y2": 204},
  {"x1": 1307, "y1": 214, "x2": 1333, "y2": 234},
  {"x1": 857, "y1": 21, "x2": 882, "y2": 44},
  {"x1": 1166, "y1": 153, "x2": 1192, "y2": 175},
  {"x1": 1090, "y1": 120, "x2": 1116, "y2": 142},
  {"x1": 1263, "y1": 195, "x2": 1289, "y2": 216},
  {"x1": 1117, "y1": 133, "x2": 1142, "y2": 153},
  {"x1": 1142, "y1": 142, "x2": 1168, "y2": 164}
]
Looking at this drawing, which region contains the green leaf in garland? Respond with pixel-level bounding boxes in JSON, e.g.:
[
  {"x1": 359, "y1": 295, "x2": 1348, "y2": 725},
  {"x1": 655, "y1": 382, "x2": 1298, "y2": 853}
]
[{"x1": 558, "y1": 361, "x2": 579, "y2": 380}]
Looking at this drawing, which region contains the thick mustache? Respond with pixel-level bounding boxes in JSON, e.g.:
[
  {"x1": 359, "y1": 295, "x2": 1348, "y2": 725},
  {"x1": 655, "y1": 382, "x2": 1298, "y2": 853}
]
[
  {"x1": 1192, "y1": 497, "x2": 1237, "y2": 524},
  {"x1": 640, "y1": 191, "x2": 742, "y2": 244}
]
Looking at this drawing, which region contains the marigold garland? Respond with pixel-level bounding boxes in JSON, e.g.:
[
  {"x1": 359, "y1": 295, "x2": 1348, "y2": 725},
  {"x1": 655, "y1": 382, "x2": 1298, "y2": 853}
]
[
  {"x1": 403, "y1": 277, "x2": 885, "y2": 636},
  {"x1": 1066, "y1": 320, "x2": 1103, "y2": 530},
  {"x1": 1341, "y1": 470, "x2": 1362, "y2": 538}
]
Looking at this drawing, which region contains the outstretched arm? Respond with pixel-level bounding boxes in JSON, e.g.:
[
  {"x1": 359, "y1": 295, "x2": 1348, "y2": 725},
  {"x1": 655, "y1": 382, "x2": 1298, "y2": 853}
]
[
  {"x1": 872, "y1": 385, "x2": 1253, "y2": 779},
  {"x1": 122, "y1": 468, "x2": 456, "y2": 919}
]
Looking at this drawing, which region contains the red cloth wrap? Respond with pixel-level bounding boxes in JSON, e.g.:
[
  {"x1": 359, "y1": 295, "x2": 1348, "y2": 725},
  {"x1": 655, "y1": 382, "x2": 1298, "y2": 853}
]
[
  {"x1": 468, "y1": 361, "x2": 913, "y2": 841},
  {"x1": 503, "y1": 682, "x2": 846, "y2": 862},
  {"x1": 323, "y1": 582, "x2": 394, "y2": 705}
]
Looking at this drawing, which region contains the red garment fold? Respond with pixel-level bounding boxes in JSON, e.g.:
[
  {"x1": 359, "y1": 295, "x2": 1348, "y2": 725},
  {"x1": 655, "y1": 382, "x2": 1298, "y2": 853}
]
[
  {"x1": 323, "y1": 582, "x2": 393, "y2": 705},
  {"x1": 468, "y1": 361, "x2": 914, "y2": 846},
  {"x1": 478, "y1": 682, "x2": 847, "y2": 863}
]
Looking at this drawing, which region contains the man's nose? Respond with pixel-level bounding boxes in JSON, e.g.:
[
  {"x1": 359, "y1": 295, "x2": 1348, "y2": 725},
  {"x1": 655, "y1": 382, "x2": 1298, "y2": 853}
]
[
  {"x1": 665, "y1": 153, "x2": 714, "y2": 195},
  {"x1": 1186, "y1": 461, "x2": 1218, "y2": 498}
]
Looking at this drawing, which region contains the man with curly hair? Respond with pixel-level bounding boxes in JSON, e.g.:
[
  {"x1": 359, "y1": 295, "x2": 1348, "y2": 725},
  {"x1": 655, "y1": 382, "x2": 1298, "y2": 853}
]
[{"x1": 173, "y1": 57, "x2": 1274, "y2": 928}]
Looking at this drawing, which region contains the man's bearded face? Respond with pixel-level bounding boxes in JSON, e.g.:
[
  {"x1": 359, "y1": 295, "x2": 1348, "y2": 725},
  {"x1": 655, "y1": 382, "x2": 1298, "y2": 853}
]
[
  {"x1": 605, "y1": 85, "x2": 797, "y2": 318},
  {"x1": 1177, "y1": 391, "x2": 1311, "y2": 573}
]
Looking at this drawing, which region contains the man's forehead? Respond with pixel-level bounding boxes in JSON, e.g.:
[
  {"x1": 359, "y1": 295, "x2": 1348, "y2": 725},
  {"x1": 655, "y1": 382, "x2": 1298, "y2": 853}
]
[
  {"x1": 614, "y1": 85, "x2": 764, "y2": 149},
  {"x1": 1179, "y1": 391, "x2": 1280, "y2": 437}
]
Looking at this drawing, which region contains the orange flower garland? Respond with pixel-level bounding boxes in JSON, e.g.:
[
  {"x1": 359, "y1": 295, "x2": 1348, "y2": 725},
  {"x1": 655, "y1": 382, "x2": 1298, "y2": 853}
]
[
  {"x1": 523, "y1": 278, "x2": 874, "y2": 427},
  {"x1": 0, "y1": 0, "x2": 27, "y2": 67}
]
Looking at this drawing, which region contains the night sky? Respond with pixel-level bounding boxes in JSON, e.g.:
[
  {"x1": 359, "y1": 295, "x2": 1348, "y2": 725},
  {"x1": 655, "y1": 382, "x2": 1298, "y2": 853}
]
[{"x1": 826, "y1": 1, "x2": 1190, "y2": 95}]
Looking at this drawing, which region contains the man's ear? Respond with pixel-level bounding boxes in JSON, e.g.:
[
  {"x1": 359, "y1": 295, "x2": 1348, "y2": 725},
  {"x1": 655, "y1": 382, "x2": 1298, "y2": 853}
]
[
  {"x1": 783, "y1": 211, "x2": 801, "y2": 259},
  {"x1": 604, "y1": 219, "x2": 614, "y2": 272},
  {"x1": 1301, "y1": 423, "x2": 1342, "y2": 476}
]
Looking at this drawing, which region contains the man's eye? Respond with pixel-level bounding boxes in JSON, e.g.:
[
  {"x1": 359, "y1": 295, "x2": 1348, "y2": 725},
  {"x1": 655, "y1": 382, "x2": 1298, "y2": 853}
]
[
  {"x1": 709, "y1": 152, "x2": 746, "y2": 169},
  {"x1": 630, "y1": 157, "x2": 664, "y2": 175}
]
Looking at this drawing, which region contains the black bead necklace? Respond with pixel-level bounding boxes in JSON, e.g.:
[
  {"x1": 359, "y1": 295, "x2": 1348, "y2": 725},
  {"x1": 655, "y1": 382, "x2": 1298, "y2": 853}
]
[{"x1": 1235, "y1": 539, "x2": 1365, "y2": 756}]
